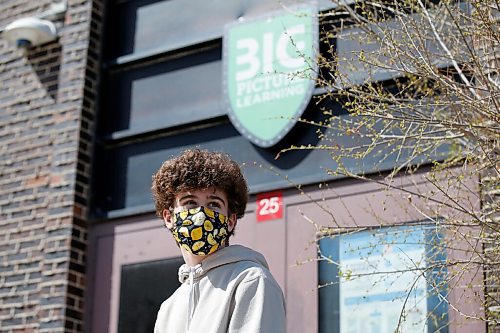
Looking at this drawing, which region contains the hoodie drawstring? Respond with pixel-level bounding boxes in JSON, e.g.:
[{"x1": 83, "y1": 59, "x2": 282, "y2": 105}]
[{"x1": 185, "y1": 265, "x2": 202, "y2": 332}]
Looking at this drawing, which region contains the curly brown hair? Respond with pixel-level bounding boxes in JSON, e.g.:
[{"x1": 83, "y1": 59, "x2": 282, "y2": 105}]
[{"x1": 151, "y1": 149, "x2": 248, "y2": 219}]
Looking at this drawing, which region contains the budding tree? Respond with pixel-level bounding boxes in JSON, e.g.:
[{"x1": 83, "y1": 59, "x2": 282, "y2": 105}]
[{"x1": 282, "y1": 0, "x2": 499, "y2": 331}]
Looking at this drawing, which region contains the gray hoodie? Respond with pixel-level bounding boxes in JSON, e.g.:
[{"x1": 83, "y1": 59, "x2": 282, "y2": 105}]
[{"x1": 154, "y1": 245, "x2": 286, "y2": 333}]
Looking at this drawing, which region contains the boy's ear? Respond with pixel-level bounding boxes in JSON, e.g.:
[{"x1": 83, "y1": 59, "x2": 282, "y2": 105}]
[
  {"x1": 227, "y1": 213, "x2": 237, "y2": 232},
  {"x1": 162, "y1": 209, "x2": 174, "y2": 229}
]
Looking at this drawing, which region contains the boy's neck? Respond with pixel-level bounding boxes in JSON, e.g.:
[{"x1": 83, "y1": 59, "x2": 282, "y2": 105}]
[{"x1": 181, "y1": 250, "x2": 205, "y2": 267}]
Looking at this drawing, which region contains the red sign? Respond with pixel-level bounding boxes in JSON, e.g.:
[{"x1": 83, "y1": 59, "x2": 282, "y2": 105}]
[{"x1": 256, "y1": 191, "x2": 283, "y2": 222}]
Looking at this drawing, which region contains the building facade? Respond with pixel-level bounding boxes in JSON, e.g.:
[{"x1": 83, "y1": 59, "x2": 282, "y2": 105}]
[
  {"x1": 0, "y1": 0, "x2": 101, "y2": 331},
  {"x1": 0, "y1": 1, "x2": 489, "y2": 332}
]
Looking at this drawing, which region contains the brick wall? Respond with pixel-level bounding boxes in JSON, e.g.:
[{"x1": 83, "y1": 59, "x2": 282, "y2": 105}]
[{"x1": 0, "y1": 0, "x2": 101, "y2": 332}]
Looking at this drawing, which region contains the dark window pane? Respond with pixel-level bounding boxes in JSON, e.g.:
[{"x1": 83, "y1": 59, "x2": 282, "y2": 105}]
[
  {"x1": 118, "y1": 257, "x2": 184, "y2": 333},
  {"x1": 106, "y1": 0, "x2": 333, "y2": 58},
  {"x1": 102, "y1": 47, "x2": 223, "y2": 134},
  {"x1": 94, "y1": 122, "x2": 242, "y2": 213}
]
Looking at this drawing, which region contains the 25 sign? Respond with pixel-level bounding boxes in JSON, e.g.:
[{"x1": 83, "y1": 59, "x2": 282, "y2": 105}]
[{"x1": 256, "y1": 191, "x2": 283, "y2": 222}]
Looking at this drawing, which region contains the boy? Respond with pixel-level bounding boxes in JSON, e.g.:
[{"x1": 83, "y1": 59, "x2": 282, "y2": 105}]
[{"x1": 151, "y1": 149, "x2": 286, "y2": 333}]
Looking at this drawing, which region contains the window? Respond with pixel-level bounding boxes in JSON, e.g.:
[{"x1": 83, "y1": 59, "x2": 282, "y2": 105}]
[
  {"x1": 101, "y1": 46, "x2": 224, "y2": 136},
  {"x1": 319, "y1": 224, "x2": 448, "y2": 333},
  {"x1": 118, "y1": 257, "x2": 184, "y2": 333}
]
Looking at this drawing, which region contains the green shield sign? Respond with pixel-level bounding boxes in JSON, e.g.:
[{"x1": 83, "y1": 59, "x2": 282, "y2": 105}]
[{"x1": 223, "y1": 6, "x2": 318, "y2": 147}]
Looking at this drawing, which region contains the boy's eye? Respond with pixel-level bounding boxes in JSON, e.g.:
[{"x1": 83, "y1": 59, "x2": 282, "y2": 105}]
[
  {"x1": 183, "y1": 200, "x2": 198, "y2": 206},
  {"x1": 208, "y1": 201, "x2": 221, "y2": 209}
]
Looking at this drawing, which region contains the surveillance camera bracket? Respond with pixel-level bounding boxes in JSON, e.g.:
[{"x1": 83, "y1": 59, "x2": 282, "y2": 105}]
[{"x1": 35, "y1": 1, "x2": 68, "y2": 22}]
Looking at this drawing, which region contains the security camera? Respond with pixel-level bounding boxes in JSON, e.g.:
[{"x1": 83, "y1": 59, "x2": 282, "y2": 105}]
[{"x1": 2, "y1": 17, "x2": 57, "y2": 49}]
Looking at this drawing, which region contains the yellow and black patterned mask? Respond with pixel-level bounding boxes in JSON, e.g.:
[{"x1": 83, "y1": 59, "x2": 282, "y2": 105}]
[{"x1": 171, "y1": 206, "x2": 228, "y2": 256}]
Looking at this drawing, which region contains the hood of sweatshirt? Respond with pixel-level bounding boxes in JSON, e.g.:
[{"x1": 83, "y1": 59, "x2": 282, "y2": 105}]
[{"x1": 177, "y1": 244, "x2": 269, "y2": 283}]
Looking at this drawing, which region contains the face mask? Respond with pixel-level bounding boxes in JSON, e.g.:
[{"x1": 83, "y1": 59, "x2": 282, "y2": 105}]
[{"x1": 171, "y1": 206, "x2": 229, "y2": 256}]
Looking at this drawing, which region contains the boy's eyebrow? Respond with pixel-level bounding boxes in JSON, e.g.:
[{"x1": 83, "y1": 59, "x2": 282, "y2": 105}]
[
  {"x1": 208, "y1": 194, "x2": 226, "y2": 206},
  {"x1": 178, "y1": 194, "x2": 197, "y2": 202}
]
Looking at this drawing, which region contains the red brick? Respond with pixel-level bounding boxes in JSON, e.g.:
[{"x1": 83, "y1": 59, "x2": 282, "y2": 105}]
[{"x1": 23, "y1": 176, "x2": 49, "y2": 187}]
